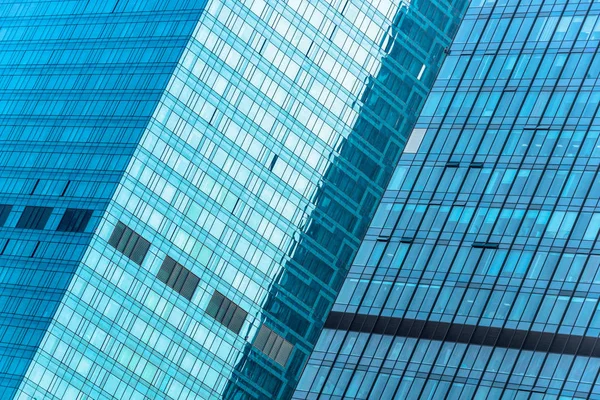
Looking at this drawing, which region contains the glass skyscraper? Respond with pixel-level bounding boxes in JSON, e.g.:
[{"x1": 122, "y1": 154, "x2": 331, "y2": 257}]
[
  {"x1": 0, "y1": 1, "x2": 209, "y2": 398},
  {"x1": 0, "y1": 1, "x2": 464, "y2": 400},
  {"x1": 297, "y1": 0, "x2": 600, "y2": 399}
]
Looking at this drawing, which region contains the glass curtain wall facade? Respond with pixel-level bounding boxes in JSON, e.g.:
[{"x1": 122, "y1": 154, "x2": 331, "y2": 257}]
[
  {"x1": 2, "y1": 0, "x2": 463, "y2": 400},
  {"x1": 0, "y1": 1, "x2": 207, "y2": 398},
  {"x1": 223, "y1": 0, "x2": 466, "y2": 398},
  {"x1": 297, "y1": 0, "x2": 600, "y2": 399}
]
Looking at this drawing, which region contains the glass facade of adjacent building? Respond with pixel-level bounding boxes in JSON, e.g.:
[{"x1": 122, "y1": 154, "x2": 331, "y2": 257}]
[
  {"x1": 1, "y1": 0, "x2": 464, "y2": 399},
  {"x1": 297, "y1": 0, "x2": 600, "y2": 398},
  {"x1": 0, "y1": 1, "x2": 207, "y2": 398}
]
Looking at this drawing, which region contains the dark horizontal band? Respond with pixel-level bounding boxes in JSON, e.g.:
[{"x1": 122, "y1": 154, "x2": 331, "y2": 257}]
[{"x1": 325, "y1": 311, "x2": 600, "y2": 357}]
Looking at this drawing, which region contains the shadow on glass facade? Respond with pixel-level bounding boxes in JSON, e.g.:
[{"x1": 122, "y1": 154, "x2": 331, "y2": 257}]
[{"x1": 222, "y1": 0, "x2": 467, "y2": 398}]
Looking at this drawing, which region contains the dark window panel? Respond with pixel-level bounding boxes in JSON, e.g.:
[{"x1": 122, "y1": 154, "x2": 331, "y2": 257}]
[
  {"x1": 129, "y1": 237, "x2": 150, "y2": 265},
  {"x1": 57, "y1": 208, "x2": 92, "y2": 233},
  {"x1": 157, "y1": 256, "x2": 177, "y2": 283},
  {"x1": 275, "y1": 341, "x2": 293, "y2": 367},
  {"x1": 108, "y1": 222, "x2": 126, "y2": 248},
  {"x1": 263, "y1": 331, "x2": 277, "y2": 356},
  {"x1": 0, "y1": 205, "x2": 12, "y2": 227},
  {"x1": 180, "y1": 273, "x2": 200, "y2": 300},
  {"x1": 206, "y1": 291, "x2": 225, "y2": 316},
  {"x1": 253, "y1": 325, "x2": 293, "y2": 366},
  {"x1": 173, "y1": 267, "x2": 189, "y2": 293},
  {"x1": 107, "y1": 221, "x2": 150, "y2": 265},
  {"x1": 215, "y1": 299, "x2": 231, "y2": 322},
  {"x1": 157, "y1": 256, "x2": 199, "y2": 301},
  {"x1": 122, "y1": 232, "x2": 139, "y2": 256},
  {"x1": 116, "y1": 225, "x2": 133, "y2": 252},
  {"x1": 166, "y1": 262, "x2": 183, "y2": 288},
  {"x1": 206, "y1": 291, "x2": 247, "y2": 334},
  {"x1": 254, "y1": 325, "x2": 270, "y2": 350},
  {"x1": 16, "y1": 206, "x2": 53, "y2": 230},
  {"x1": 229, "y1": 307, "x2": 247, "y2": 334}
]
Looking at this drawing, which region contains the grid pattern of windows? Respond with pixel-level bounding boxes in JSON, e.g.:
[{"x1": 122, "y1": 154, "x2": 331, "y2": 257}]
[
  {"x1": 299, "y1": 329, "x2": 600, "y2": 399},
  {"x1": 206, "y1": 291, "x2": 248, "y2": 334},
  {"x1": 157, "y1": 256, "x2": 200, "y2": 301},
  {"x1": 4, "y1": 1, "x2": 209, "y2": 399},
  {"x1": 9, "y1": 0, "x2": 465, "y2": 398},
  {"x1": 224, "y1": 0, "x2": 468, "y2": 398},
  {"x1": 23, "y1": 0, "x2": 465, "y2": 398},
  {"x1": 300, "y1": 0, "x2": 600, "y2": 399}
]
